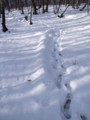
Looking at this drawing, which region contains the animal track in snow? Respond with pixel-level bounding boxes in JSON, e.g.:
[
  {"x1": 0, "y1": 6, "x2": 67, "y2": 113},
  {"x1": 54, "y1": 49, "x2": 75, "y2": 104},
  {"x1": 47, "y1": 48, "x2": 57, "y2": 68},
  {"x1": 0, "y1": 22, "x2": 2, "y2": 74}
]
[
  {"x1": 58, "y1": 52, "x2": 62, "y2": 56},
  {"x1": 55, "y1": 74, "x2": 63, "y2": 89},
  {"x1": 65, "y1": 82, "x2": 72, "y2": 91},
  {"x1": 80, "y1": 115, "x2": 87, "y2": 120},
  {"x1": 61, "y1": 93, "x2": 72, "y2": 119}
]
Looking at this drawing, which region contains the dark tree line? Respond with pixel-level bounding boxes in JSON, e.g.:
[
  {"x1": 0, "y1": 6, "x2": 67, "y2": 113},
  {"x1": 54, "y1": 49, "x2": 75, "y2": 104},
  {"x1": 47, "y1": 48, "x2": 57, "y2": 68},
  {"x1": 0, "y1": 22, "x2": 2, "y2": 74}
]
[{"x1": 0, "y1": 0, "x2": 90, "y2": 32}]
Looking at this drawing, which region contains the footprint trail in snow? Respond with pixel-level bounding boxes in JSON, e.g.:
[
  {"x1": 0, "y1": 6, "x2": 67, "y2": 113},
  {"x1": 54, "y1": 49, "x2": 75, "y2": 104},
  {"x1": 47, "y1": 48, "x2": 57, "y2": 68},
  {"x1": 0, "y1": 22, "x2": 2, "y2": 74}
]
[{"x1": 53, "y1": 30, "x2": 73, "y2": 120}]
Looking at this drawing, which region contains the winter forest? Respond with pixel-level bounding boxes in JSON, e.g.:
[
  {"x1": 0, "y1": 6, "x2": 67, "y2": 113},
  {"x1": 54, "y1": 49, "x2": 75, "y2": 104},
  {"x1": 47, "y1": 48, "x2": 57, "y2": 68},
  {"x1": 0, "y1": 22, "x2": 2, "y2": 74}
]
[{"x1": 0, "y1": 0, "x2": 90, "y2": 120}]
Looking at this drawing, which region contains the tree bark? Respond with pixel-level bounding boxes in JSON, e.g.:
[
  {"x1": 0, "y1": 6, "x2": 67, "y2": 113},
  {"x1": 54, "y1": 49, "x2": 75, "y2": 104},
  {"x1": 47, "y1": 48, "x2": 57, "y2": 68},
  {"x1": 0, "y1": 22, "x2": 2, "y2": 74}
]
[
  {"x1": 2, "y1": 5, "x2": 8, "y2": 32},
  {"x1": 30, "y1": 2, "x2": 33, "y2": 25},
  {"x1": 0, "y1": 4, "x2": 1, "y2": 18},
  {"x1": 42, "y1": 0, "x2": 45, "y2": 13},
  {"x1": 31, "y1": 0, "x2": 37, "y2": 14},
  {"x1": 45, "y1": 0, "x2": 49, "y2": 12}
]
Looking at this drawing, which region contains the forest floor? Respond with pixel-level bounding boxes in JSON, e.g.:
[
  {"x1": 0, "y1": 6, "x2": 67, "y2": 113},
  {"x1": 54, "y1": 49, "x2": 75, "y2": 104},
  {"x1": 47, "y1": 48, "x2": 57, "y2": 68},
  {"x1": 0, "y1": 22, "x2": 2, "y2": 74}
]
[{"x1": 0, "y1": 6, "x2": 90, "y2": 120}]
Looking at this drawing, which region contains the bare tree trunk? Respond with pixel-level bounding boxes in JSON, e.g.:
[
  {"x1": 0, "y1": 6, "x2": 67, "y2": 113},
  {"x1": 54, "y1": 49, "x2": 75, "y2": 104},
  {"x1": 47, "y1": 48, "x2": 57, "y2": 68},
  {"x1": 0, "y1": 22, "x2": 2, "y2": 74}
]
[
  {"x1": 30, "y1": 2, "x2": 33, "y2": 25},
  {"x1": 0, "y1": 4, "x2": 1, "y2": 18},
  {"x1": 19, "y1": 0, "x2": 24, "y2": 14},
  {"x1": 25, "y1": 0, "x2": 28, "y2": 6},
  {"x1": 56, "y1": 0, "x2": 62, "y2": 14},
  {"x1": 72, "y1": 0, "x2": 76, "y2": 9},
  {"x1": 1, "y1": 5, "x2": 8, "y2": 32},
  {"x1": 45, "y1": 0, "x2": 49, "y2": 12},
  {"x1": 21, "y1": 0, "x2": 24, "y2": 14},
  {"x1": 76, "y1": 0, "x2": 79, "y2": 9},
  {"x1": 42, "y1": 0, "x2": 45, "y2": 13},
  {"x1": 58, "y1": 0, "x2": 71, "y2": 18},
  {"x1": 6, "y1": 0, "x2": 10, "y2": 11},
  {"x1": 31, "y1": 0, "x2": 37, "y2": 14},
  {"x1": 80, "y1": 0, "x2": 87, "y2": 11}
]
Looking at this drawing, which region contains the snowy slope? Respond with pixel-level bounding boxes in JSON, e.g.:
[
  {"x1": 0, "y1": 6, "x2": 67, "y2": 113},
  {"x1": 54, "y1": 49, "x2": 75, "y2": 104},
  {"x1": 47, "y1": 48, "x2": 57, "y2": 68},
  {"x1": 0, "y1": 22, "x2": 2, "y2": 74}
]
[{"x1": 0, "y1": 6, "x2": 90, "y2": 120}]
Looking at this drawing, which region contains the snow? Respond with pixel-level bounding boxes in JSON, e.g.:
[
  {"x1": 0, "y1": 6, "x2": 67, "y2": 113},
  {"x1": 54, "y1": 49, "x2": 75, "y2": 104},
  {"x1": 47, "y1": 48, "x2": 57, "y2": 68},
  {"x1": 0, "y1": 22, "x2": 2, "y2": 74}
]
[{"x1": 0, "y1": 6, "x2": 90, "y2": 120}]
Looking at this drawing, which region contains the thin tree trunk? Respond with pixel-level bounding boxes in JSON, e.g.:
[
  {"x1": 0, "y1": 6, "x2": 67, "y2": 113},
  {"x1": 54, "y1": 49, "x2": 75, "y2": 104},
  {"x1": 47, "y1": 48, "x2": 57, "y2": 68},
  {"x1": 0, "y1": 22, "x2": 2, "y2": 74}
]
[
  {"x1": 6, "y1": 0, "x2": 10, "y2": 12},
  {"x1": 30, "y1": 2, "x2": 33, "y2": 25},
  {"x1": 56, "y1": 0, "x2": 62, "y2": 14},
  {"x1": 80, "y1": 3, "x2": 87, "y2": 11},
  {"x1": 0, "y1": 4, "x2": 1, "y2": 18},
  {"x1": 76, "y1": 0, "x2": 79, "y2": 9},
  {"x1": 19, "y1": 0, "x2": 24, "y2": 14},
  {"x1": 45, "y1": 0, "x2": 49, "y2": 12},
  {"x1": 2, "y1": 5, "x2": 8, "y2": 32},
  {"x1": 42, "y1": 0, "x2": 45, "y2": 13},
  {"x1": 31, "y1": 0, "x2": 37, "y2": 14}
]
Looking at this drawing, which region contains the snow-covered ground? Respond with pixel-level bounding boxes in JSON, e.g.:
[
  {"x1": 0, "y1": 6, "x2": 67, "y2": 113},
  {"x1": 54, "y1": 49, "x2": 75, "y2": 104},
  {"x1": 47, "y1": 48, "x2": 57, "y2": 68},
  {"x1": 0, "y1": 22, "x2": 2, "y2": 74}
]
[{"x1": 0, "y1": 6, "x2": 90, "y2": 120}]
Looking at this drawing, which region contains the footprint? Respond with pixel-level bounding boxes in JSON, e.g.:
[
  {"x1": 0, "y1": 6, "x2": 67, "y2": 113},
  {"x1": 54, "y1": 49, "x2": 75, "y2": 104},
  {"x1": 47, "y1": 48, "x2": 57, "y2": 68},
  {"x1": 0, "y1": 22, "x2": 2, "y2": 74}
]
[
  {"x1": 55, "y1": 79, "x2": 61, "y2": 89},
  {"x1": 58, "y1": 52, "x2": 62, "y2": 56},
  {"x1": 66, "y1": 93, "x2": 72, "y2": 99},
  {"x1": 65, "y1": 82, "x2": 72, "y2": 91},
  {"x1": 55, "y1": 74, "x2": 63, "y2": 88},
  {"x1": 61, "y1": 64, "x2": 65, "y2": 69},
  {"x1": 80, "y1": 115, "x2": 87, "y2": 120},
  {"x1": 61, "y1": 94, "x2": 72, "y2": 119}
]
